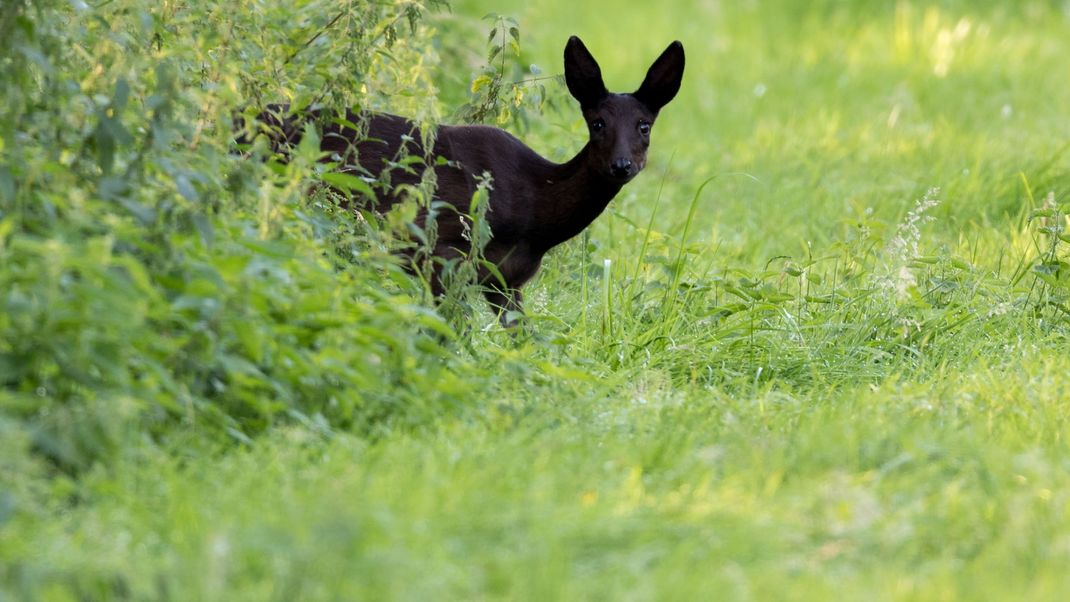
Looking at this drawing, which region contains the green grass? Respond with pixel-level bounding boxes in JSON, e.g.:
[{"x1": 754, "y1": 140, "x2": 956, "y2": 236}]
[{"x1": 3, "y1": 0, "x2": 1070, "y2": 600}]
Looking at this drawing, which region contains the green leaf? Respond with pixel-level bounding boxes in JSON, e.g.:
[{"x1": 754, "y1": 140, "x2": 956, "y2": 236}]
[
  {"x1": 0, "y1": 166, "x2": 15, "y2": 203},
  {"x1": 113, "y1": 78, "x2": 131, "y2": 112},
  {"x1": 471, "y1": 74, "x2": 493, "y2": 93},
  {"x1": 175, "y1": 174, "x2": 198, "y2": 202},
  {"x1": 321, "y1": 172, "x2": 376, "y2": 199},
  {"x1": 297, "y1": 121, "x2": 322, "y2": 162},
  {"x1": 951, "y1": 258, "x2": 972, "y2": 271},
  {"x1": 192, "y1": 213, "x2": 214, "y2": 248}
]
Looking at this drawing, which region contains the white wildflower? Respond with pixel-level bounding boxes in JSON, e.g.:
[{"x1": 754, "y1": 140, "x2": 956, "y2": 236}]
[{"x1": 878, "y1": 188, "x2": 941, "y2": 300}]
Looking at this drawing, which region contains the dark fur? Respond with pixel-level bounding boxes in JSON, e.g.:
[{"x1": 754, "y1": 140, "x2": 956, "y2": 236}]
[{"x1": 246, "y1": 36, "x2": 684, "y2": 325}]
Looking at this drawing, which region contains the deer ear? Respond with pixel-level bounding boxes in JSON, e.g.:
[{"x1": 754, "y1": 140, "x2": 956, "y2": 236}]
[
  {"x1": 564, "y1": 36, "x2": 607, "y2": 109},
  {"x1": 633, "y1": 41, "x2": 685, "y2": 114}
]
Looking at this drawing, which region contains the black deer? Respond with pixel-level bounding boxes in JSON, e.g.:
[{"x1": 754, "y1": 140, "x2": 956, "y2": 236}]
[{"x1": 245, "y1": 36, "x2": 685, "y2": 326}]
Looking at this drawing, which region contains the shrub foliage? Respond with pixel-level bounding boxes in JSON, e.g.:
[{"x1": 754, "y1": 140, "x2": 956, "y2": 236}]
[{"x1": 0, "y1": 0, "x2": 481, "y2": 472}]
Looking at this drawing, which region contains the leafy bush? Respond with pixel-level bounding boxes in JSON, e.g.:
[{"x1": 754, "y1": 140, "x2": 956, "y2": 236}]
[{"x1": 0, "y1": 0, "x2": 490, "y2": 473}]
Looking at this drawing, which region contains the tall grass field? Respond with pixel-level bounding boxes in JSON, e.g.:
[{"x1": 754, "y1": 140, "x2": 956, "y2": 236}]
[{"x1": 3, "y1": 0, "x2": 1070, "y2": 599}]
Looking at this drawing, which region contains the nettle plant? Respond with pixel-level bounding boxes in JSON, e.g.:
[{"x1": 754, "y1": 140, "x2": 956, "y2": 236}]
[
  {"x1": 239, "y1": 10, "x2": 560, "y2": 331},
  {"x1": 455, "y1": 13, "x2": 561, "y2": 129},
  {"x1": 3, "y1": 0, "x2": 554, "y2": 472}
]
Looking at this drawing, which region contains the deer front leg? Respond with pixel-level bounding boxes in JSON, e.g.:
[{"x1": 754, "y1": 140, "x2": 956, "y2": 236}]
[{"x1": 484, "y1": 286, "x2": 524, "y2": 327}]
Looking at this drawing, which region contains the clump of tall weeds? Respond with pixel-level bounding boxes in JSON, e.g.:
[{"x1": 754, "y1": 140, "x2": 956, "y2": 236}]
[{"x1": 0, "y1": 0, "x2": 505, "y2": 474}]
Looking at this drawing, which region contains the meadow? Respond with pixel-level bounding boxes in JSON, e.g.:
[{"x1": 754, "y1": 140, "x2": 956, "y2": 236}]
[{"x1": 2, "y1": 0, "x2": 1070, "y2": 599}]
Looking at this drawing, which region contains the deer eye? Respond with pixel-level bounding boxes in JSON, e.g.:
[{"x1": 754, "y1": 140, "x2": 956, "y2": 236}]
[
  {"x1": 638, "y1": 121, "x2": 651, "y2": 135},
  {"x1": 591, "y1": 119, "x2": 605, "y2": 132}
]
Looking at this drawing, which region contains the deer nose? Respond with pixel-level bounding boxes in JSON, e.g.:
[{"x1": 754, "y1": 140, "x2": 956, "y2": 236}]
[{"x1": 610, "y1": 158, "x2": 633, "y2": 178}]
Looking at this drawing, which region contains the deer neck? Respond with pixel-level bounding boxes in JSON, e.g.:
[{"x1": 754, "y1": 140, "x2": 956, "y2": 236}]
[{"x1": 534, "y1": 144, "x2": 623, "y2": 250}]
